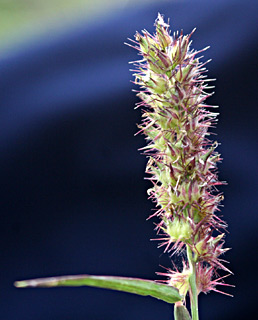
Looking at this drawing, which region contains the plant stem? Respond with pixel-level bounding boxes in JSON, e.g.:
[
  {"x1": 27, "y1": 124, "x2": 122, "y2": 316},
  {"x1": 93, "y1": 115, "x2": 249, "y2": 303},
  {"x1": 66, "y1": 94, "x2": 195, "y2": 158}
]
[{"x1": 187, "y1": 245, "x2": 199, "y2": 320}]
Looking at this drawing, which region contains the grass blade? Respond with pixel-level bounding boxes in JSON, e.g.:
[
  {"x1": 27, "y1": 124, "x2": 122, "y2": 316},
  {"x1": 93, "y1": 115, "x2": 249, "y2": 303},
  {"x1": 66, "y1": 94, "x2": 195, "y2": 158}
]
[
  {"x1": 15, "y1": 274, "x2": 182, "y2": 304},
  {"x1": 174, "y1": 304, "x2": 192, "y2": 320}
]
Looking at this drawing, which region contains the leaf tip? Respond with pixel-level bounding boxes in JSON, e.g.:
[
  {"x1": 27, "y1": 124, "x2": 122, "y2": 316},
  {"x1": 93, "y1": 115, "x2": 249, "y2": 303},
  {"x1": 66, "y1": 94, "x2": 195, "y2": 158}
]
[{"x1": 14, "y1": 281, "x2": 28, "y2": 288}]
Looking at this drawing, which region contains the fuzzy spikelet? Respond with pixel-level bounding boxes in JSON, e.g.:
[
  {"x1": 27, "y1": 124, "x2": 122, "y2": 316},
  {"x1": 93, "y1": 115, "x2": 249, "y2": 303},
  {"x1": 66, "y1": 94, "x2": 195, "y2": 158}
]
[{"x1": 128, "y1": 14, "x2": 231, "y2": 296}]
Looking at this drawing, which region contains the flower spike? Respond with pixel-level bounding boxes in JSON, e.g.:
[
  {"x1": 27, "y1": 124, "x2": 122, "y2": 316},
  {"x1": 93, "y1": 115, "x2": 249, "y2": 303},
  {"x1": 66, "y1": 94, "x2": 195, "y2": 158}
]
[{"x1": 128, "y1": 14, "x2": 232, "y2": 301}]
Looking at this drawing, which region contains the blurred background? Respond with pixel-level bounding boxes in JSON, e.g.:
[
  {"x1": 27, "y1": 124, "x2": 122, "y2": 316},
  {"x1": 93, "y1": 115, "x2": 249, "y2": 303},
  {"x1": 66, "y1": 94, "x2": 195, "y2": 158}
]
[{"x1": 0, "y1": 0, "x2": 257, "y2": 319}]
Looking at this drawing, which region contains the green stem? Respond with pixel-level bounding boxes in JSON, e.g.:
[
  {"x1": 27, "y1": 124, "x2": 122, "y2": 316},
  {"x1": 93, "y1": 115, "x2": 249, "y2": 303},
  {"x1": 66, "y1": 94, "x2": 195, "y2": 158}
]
[{"x1": 187, "y1": 245, "x2": 199, "y2": 320}]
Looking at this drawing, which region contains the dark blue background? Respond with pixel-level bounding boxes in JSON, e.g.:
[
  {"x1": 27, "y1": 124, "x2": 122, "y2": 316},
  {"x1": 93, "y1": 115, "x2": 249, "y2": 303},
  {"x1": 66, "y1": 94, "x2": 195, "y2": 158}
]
[{"x1": 0, "y1": 0, "x2": 257, "y2": 319}]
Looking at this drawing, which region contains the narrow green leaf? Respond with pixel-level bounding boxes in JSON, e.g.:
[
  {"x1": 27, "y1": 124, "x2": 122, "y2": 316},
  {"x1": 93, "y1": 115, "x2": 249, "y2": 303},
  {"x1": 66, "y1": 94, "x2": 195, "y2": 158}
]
[
  {"x1": 15, "y1": 275, "x2": 182, "y2": 304},
  {"x1": 174, "y1": 304, "x2": 192, "y2": 320}
]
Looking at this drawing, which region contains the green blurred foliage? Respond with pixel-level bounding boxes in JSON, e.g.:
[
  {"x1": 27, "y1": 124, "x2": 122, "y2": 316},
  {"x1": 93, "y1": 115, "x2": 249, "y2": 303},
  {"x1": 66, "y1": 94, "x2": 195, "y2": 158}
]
[{"x1": 0, "y1": 0, "x2": 153, "y2": 51}]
